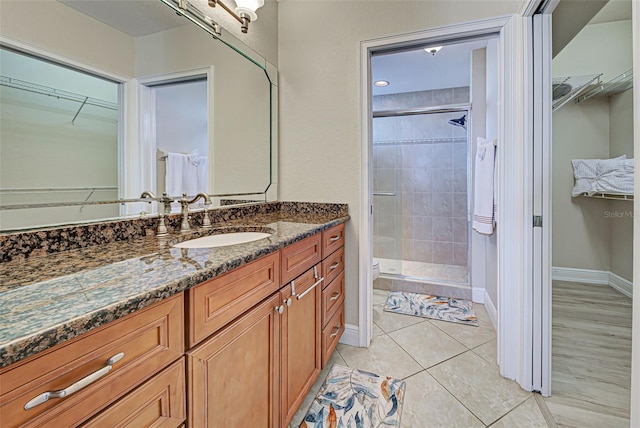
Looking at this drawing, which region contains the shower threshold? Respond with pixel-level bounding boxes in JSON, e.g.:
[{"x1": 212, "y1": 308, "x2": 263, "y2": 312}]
[{"x1": 377, "y1": 258, "x2": 468, "y2": 285}]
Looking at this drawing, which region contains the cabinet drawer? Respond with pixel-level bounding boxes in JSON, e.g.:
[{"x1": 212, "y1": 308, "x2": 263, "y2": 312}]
[
  {"x1": 187, "y1": 252, "x2": 280, "y2": 348},
  {"x1": 0, "y1": 294, "x2": 184, "y2": 428},
  {"x1": 321, "y1": 306, "x2": 344, "y2": 368},
  {"x1": 321, "y1": 272, "x2": 344, "y2": 328},
  {"x1": 321, "y1": 224, "x2": 345, "y2": 259},
  {"x1": 321, "y1": 247, "x2": 344, "y2": 288},
  {"x1": 281, "y1": 234, "x2": 322, "y2": 285},
  {"x1": 82, "y1": 358, "x2": 186, "y2": 427}
]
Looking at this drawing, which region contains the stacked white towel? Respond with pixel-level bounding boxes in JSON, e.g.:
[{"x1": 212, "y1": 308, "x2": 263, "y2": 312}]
[
  {"x1": 571, "y1": 155, "x2": 634, "y2": 196},
  {"x1": 472, "y1": 137, "x2": 496, "y2": 235}
]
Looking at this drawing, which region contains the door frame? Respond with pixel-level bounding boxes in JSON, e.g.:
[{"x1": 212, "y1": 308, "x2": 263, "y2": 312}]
[{"x1": 359, "y1": 14, "x2": 534, "y2": 388}]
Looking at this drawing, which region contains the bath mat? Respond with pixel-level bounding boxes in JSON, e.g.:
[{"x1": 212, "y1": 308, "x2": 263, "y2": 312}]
[
  {"x1": 298, "y1": 364, "x2": 405, "y2": 428},
  {"x1": 383, "y1": 291, "x2": 478, "y2": 326}
]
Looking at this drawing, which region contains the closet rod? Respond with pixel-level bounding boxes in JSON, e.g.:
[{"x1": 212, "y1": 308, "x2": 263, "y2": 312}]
[
  {"x1": 373, "y1": 103, "x2": 470, "y2": 118},
  {"x1": 0, "y1": 76, "x2": 118, "y2": 111}
]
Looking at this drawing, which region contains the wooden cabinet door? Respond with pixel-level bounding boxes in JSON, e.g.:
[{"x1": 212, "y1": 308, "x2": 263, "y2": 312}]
[
  {"x1": 187, "y1": 294, "x2": 281, "y2": 428},
  {"x1": 280, "y1": 265, "x2": 322, "y2": 427}
]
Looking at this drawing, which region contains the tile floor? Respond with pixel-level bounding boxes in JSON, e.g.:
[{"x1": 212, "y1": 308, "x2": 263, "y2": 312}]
[{"x1": 290, "y1": 289, "x2": 550, "y2": 427}]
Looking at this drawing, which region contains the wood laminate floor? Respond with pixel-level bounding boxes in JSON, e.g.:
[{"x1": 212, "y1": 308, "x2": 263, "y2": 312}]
[{"x1": 542, "y1": 281, "x2": 633, "y2": 427}]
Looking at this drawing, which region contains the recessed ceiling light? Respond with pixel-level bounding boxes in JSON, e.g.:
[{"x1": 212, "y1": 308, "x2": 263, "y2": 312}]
[
  {"x1": 424, "y1": 46, "x2": 443, "y2": 55},
  {"x1": 374, "y1": 80, "x2": 389, "y2": 87}
]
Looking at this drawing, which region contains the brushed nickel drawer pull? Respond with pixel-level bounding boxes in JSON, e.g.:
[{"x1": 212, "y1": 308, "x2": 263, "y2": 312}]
[
  {"x1": 24, "y1": 352, "x2": 125, "y2": 410},
  {"x1": 296, "y1": 277, "x2": 324, "y2": 300},
  {"x1": 285, "y1": 298, "x2": 292, "y2": 307},
  {"x1": 329, "y1": 261, "x2": 340, "y2": 270},
  {"x1": 329, "y1": 292, "x2": 341, "y2": 301},
  {"x1": 329, "y1": 326, "x2": 341, "y2": 338},
  {"x1": 275, "y1": 305, "x2": 285, "y2": 315},
  {"x1": 329, "y1": 235, "x2": 340, "y2": 242}
]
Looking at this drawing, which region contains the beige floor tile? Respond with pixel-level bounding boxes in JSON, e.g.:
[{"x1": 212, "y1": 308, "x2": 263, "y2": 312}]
[
  {"x1": 472, "y1": 339, "x2": 498, "y2": 366},
  {"x1": 429, "y1": 311, "x2": 496, "y2": 349},
  {"x1": 490, "y1": 397, "x2": 549, "y2": 428},
  {"x1": 373, "y1": 288, "x2": 390, "y2": 306},
  {"x1": 428, "y1": 351, "x2": 531, "y2": 425},
  {"x1": 402, "y1": 371, "x2": 484, "y2": 428},
  {"x1": 289, "y1": 351, "x2": 347, "y2": 427},
  {"x1": 389, "y1": 321, "x2": 466, "y2": 369},
  {"x1": 337, "y1": 335, "x2": 422, "y2": 380},
  {"x1": 373, "y1": 305, "x2": 426, "y2": 333},
  {"x1": 543, "y1": 398, "x2": 630, "y2": 428},
  {"x1": 372, "y1": 321, "x2": 385, "y2": 337}
]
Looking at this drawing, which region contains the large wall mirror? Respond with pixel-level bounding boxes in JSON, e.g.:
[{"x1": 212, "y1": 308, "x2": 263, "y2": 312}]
[{"x1": 0, "y1": 0, "x2": 277, "y2": 232}]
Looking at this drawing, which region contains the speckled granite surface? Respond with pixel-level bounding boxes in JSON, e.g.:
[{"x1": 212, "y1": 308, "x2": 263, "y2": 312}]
[{"x1": 0, "y1": 202, "x2": 349, "y2": 368}]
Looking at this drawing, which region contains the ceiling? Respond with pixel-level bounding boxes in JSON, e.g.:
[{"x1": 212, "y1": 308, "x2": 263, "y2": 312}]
[
  {"x1": 589, "y1": 0, "x2": 633, "y2": 25},
  {"x1": 371, "y1": 38, "x2": 490, "y2": 96},
  {"x1": 58, "y1": 0, "x2": 188, "y2": 37}
]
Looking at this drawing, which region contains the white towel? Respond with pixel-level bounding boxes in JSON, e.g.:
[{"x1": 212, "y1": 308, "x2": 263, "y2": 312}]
[
  {"x1": 165, "y1": 152, "x2": 187, "y2": 197},
  {"x1": 473, "y1": 137, "x2": 496, "y2": 235},
  {"x1": 164, "y1": 152, "x2": 209, "y2": 198}
]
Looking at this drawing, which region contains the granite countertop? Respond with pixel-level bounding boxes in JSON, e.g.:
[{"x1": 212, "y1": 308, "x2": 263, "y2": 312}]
[{"x1": 0, "y1": 210, "x2": 349, "y2": 368}]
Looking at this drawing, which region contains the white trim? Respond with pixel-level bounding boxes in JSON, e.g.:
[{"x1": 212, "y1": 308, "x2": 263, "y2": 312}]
[
  {"x1": 472, "y1": 287, "x2": 486, "y2": 304},
  {"x1": 496, "y1": 15, "x2": 532, "y2": 391},
  {"x1": 552, "y1": 267, "x2": 633, "y2": 299},
  {"x1": 358, "y1": 15, "x2": 523, "y2": 358},
  {"x1": 609, "y1": 273, "x2": 633, "y2": 299},
  {"x1": 551, "y1": 266, "x2": 609, "y2": 285},
  {"x1": 631, "y1": 2, "x2": 640, "y2": 424},
  {"x1": 484, "y1": 290, "x2": 498, "y2": 331},
  {"x1": 338, "y1": 324, "x2": 360, "y2": 347}
]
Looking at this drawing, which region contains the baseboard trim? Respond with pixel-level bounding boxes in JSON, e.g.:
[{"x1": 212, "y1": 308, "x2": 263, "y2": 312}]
[
  {"x1": 551, "y1": 266, "x2": 609, "y2": 285},
  {"x1": 484, "y1": 291, "x2": 497, "y2": 330},
  {"x1": 608, "y1": 272, "x2": 633, "y2": 298},
  {"x1": 339, "y1": 324, "x2": 359, "y2": 347},
  {"x1": 552, "y1": 266, "x2": 633, "y2": 297},
  {"x1": 472, "y1": 287, "x2": 485, "y2": 304}
]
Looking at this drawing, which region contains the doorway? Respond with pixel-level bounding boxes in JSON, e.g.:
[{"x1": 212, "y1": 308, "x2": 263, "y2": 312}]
[{"x1": 530, "y1": 0, "x2": 636, "y2": 424}]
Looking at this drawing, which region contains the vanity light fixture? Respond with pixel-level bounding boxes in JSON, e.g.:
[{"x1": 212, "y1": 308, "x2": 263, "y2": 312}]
[
  {"x1": 374, "y1": 80, "x2": 389, "y2": 87},
  {"x1": 208, "y1": 0, "x2": 264, "y2": 33},
  {"x1": 424, "y1": 46, "x2": 443, "y2": 56}
]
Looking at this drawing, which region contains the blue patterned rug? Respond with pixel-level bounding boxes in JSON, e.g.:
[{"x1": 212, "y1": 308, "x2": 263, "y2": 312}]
[
  {"x1": 299, "y1": 364, "x2": 405, "y2": 428},
  {"x1": 383, "y1": 291, "x2": 479, "y2": 327}
]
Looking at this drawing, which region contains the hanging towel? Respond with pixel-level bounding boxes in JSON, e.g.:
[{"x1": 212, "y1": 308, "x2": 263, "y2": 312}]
[
  {"x1": 473, "y1": 137, "x2": 496, "y2": 235},
  {"x1": 165, "y1": 152, "x2": 187, "y2": 197}
]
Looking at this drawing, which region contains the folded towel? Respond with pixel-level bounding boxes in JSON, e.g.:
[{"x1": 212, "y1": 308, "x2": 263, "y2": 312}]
[
  {"x1": 473, "y1": 137, "x2": 496, "y2": 235},
  {"x1": 571, "y1": 155, "x2": 632, "y2": 196}
]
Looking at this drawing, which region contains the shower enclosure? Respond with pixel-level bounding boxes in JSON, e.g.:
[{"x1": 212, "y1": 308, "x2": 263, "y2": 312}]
[{"x1": 372, "y1": 95, "x2": 470, "y2": 286}]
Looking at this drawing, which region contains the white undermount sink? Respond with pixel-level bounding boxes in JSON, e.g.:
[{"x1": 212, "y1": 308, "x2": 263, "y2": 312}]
[{"x1": 173, "y1": 232, "x2": 271, "y2": 249}]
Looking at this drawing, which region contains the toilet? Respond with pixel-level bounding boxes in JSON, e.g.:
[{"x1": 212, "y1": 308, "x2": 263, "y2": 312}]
[{"x1": 372, "y1": 258, "x2": 380, "y2": 280}]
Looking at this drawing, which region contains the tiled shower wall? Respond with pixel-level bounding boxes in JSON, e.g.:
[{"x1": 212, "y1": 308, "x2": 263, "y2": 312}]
[{"x1": 373, "y1": 87, "x2": 469, "y2": 267}]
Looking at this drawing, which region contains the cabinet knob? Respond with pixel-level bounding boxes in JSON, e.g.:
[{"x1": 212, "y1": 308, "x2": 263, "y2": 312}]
[
  {"x1": 275, "y1": 305, "x2": 284, "y2": 315},
  {"x1": 285, "y1": 298, "x2": 292, "y2": 307}
]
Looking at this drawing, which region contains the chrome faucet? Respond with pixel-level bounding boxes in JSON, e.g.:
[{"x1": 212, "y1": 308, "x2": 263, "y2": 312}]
[
  {"x1": 179, "y1": 192, "x2": 213, "y2": 233},
  {"x1": 140, "y1": 190, "x2": 171, "y2": 237}
]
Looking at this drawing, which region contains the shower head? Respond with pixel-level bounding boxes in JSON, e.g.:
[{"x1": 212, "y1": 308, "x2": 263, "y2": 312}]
[{"x1": 448, "y1": 114, "x2": 466, "y2": 130}]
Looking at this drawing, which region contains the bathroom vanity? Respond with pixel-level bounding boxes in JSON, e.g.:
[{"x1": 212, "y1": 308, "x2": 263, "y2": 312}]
[{"x1": 0, "y1": 203, "x2": 348, "y2": 427}]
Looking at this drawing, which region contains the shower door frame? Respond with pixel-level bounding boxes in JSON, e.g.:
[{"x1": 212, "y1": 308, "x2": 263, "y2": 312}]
[{"x1": 372, "y1": 105, "x2": 472, "y2": 286}]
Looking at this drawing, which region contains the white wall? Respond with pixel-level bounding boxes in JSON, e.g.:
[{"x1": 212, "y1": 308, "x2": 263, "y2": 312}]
[{"x1": 277, "y1": 0, "x2": 523, "y2": 326}]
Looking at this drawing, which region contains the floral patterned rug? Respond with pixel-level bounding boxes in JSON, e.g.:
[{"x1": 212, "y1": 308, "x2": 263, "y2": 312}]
[
  {"x1": 298, "y1": 364, "x2": 405, "y2": 428},
  {"x1": 383, "y1": 291, "x2": 479, "y2": 327}
]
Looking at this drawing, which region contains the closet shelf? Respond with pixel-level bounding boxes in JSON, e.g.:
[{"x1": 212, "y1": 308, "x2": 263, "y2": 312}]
[
  {"x1": 0, "y1": 75, "x2": 118, "y2": 110},
  {"x1": 575, "y1": 68, "x2": 633, "y2": 104},
  {"x1": 580, "y1": 192, "x2": 633, "y2": 201},
  {"x1": 552, "y1": 74, "x2": 601, "y2": 112}
]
